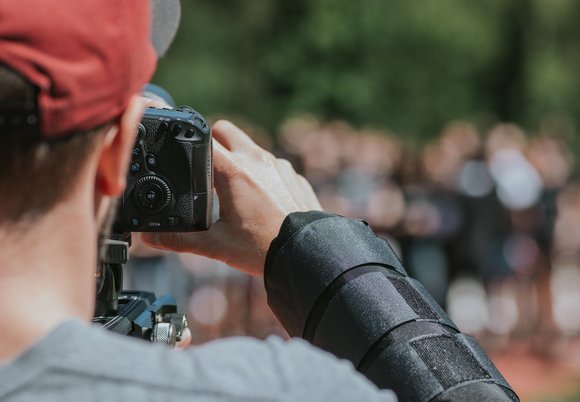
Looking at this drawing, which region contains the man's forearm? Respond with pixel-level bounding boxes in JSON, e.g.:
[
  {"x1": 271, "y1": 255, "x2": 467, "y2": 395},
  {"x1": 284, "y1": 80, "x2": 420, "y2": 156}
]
[{"x1": 265, "y1": 212, "x2": 519, "y2": 402}]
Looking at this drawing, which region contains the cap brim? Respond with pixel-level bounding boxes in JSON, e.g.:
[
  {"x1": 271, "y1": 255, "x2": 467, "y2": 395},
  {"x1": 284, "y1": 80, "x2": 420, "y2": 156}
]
[{"x1": 151, "y1": 0, "x2": 181, "y2": 57}]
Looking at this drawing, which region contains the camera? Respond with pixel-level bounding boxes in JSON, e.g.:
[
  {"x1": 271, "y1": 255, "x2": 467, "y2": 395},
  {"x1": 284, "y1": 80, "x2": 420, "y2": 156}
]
[
  {"x1": 94, "y1": 100, "x2": 212, "y2": 344},
  {"x1": 114, "y1": 105, "x2": 213, "y2": 233}
]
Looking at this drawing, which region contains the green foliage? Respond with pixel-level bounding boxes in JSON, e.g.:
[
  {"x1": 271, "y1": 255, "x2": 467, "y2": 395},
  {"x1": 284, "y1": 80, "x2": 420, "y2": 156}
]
[{"x1": 153, "y1": 0, "x2": 580, "y2": 151}]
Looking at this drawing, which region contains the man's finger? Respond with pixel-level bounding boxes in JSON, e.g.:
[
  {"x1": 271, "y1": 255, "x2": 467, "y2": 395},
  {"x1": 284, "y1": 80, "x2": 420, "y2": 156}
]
[
  {"x1": 212, "y1": 138, "x2": 243, "y2": 186},
  {"x1": 212, "y1": 138, "x2": 235, "y2": 172},
  {"x1": 274, "y1": 158, "x2": 304, "y2": 209},
  {"x1": 141, "y1": 220, "x2": 231, "y2": 255},
  {"x1": 297, "y1": 175, "x2": 323, "y2": 210},
  {"x1": 143, "y1": 231, "x2": 209, "y2": 255},
  {"x1": 212, "y1": 120, "x2": 259, "y2": 153}
]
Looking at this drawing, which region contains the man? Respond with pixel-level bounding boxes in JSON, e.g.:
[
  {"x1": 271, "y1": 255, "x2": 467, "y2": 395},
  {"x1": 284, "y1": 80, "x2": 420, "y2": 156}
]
[{"x1": 0, "y1": 1, "x2": 517, "y2": 401}]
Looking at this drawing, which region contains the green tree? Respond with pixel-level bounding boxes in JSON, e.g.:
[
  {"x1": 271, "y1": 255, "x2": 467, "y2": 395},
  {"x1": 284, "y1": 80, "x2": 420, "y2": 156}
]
[{"x1": 153, "y1": 0, "x2": 580, "y2": 151}]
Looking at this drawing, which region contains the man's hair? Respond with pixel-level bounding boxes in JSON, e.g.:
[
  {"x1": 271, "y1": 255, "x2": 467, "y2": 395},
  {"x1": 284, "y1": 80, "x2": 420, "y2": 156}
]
[{"x1": 0, "y1": 64, "x2": 111, "y2": 224}]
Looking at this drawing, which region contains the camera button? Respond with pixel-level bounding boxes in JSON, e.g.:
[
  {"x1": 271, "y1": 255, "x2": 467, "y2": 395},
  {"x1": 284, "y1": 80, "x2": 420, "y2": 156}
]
[
  {"x1": 178, "y1": 106, "x2": 194, "y2": 113},
  {"x1": 130, "y1": 162, "x2": 141, "y2": 174},
  {"x1": 146, "y1": 154, "x2": 157, "y2": 168},
  {"x1": 145, "y1": 190, "x2": 159, "y2": 204},
  {"x1": 185, "y1": 128, "x2": 195, "y2": 139},
  {"x1": 194, "y1": 117, "x2": 210, "y2": 135},
  {"x1": 159, "y1": 121, "x2": 169, "y2": 131},
  {"x1": 131, "y1": 217, "x2": 141, "y2": 227},
  {"x1": 132, "y1": 147, "x2": 141, "y2": 157},
  {"x1": 171, "y1": 124, "x2": 182, "y2": 136},
  {"x1": 133, "y1": 176, "x2": 171, "y2": 214}
]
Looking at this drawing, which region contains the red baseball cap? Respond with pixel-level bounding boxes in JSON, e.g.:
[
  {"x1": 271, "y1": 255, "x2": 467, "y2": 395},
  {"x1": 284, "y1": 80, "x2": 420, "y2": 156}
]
[{"x1": 0, "y1": 0, "x2": 181, "y2": 139}]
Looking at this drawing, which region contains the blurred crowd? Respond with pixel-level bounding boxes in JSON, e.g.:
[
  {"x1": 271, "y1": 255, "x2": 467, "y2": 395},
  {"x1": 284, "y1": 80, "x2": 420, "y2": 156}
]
[
  {"x1": 278, "y1": 117, "x2": 580, "y2": 350},
  {"x1": 126, "y1": 117, "x2": 580, "y2": 359}
]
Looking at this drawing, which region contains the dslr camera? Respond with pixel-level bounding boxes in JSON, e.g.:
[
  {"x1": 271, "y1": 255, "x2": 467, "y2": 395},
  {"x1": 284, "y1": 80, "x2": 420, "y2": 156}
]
[
  {"x1": 94, "y1": 90, "x2": 212, "y2": 345},
  {"x1": 114, "y1": 104, "x2": 213, "y2": 232}
]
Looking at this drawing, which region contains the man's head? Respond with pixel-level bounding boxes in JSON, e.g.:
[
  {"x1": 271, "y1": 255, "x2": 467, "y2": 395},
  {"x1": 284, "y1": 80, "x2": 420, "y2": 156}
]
[
  {"x1": 0, "y1": 65, "x2": 113, "y2": 224},
  {"x1": 0, "y1": 0, "x2": 180, "y2": 228}
]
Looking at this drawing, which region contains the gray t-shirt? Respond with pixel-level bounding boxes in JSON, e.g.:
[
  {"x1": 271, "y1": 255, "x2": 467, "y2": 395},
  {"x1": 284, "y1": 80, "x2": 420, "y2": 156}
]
[{"x1": 0, "y1": 320, "x2": 396, "y2": 401}]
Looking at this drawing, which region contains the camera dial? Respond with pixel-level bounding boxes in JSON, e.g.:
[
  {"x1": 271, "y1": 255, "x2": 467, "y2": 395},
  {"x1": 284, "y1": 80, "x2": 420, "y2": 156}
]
[{"x1": 133, "y1": 175, "x2": 172, "y2": 215}]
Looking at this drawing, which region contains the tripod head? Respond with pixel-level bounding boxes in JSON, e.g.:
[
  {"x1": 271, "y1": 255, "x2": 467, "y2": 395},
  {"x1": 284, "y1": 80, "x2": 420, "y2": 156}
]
[{"x1": 93, "y1": 234, "x2": 188, "y2": 346}]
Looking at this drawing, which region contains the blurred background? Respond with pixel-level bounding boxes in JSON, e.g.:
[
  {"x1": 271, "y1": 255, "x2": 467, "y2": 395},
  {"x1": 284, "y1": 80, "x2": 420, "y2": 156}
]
[{"x1": 140, "y1": 1, "x2": 580, "y2": 400}]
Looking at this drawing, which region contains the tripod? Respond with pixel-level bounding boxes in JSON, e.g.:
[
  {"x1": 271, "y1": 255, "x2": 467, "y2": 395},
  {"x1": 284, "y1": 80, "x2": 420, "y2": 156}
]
[{"x1": 93, "y1": 234, "x2": 188, "y2": 346}]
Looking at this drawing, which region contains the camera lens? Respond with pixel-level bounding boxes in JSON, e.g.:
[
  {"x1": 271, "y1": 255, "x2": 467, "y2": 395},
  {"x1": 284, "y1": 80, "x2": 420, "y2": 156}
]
[{"x1": 133, "y1": 175, "x2": 171, "y2": 214}]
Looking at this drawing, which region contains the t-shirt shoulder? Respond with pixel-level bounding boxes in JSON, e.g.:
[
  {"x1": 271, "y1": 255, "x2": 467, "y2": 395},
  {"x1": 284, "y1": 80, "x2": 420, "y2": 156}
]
[{"x1": 0, "y1": 319, "x2": 396, "y2": 402}]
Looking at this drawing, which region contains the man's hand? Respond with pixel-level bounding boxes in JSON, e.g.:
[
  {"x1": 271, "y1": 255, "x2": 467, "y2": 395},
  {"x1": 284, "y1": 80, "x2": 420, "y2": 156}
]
[{"x1": 142, "y1": 120, "x2": 322, "y2": 276}]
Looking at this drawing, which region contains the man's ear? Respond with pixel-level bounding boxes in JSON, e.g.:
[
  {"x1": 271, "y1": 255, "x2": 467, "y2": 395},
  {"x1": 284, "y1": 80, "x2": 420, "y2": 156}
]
[{"x1": 95, "y1": 95, "x2": 146, "y2": 197}]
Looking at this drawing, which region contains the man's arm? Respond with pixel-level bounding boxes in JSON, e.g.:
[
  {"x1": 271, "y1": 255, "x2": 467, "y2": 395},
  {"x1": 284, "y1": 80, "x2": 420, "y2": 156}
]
[
  {"x1": 143, "y1": 121, "x2": 518, "y2": 402},
  {"x1": 265, "y1": 212, "x2": 518, "y2": 402}
]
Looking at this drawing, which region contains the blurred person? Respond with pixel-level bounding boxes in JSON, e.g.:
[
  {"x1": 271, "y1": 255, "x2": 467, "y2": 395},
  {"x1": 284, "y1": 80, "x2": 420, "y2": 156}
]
[
  {"x1": 549, "y1": 255, "x2": 580, "y2": 339},
  {"x1": 439, "y1": 121, "x2": 481, "y2": 162},
  {"x1": 416, "y1": 124, "x2": 501, "y2": 334},
  {"x1": 553, "y1": 184, "x2": 580, "y2": 257},
  {"x1": 334, "y1": 129, "x2": 403, "y2": 218},
  {"x1": 279, "y1": 119, "x2": 357, "y2": 216},
  {"x1": 424, "y1": 120, "x2": 482, "y2": 190},
  {"x1": 345, "y1": 129, "x2": 403, "y2": 179},
  {"x1": 400, "y1": 130, "x2": 470, "y2": 308},
  {"x1": 435, "y1": 122, "x2": 489, "y2": 271},
  {"x1": 298, "y1": 122, "x2": 346, "y2": 188},
  {"x1": 525, "y1": 133, "x2": 574, "y2": 260},
  {"x1": 316, "y1": 184, "x2": 354, "y2": 216},
  {"x1": 365, "y1": 182, "x2": 406, "y2": 232},
  {"x1": 323, "y1": 119, "x2": 360, "y2": 170},
  {"x1": 550, "y1": 184, "x2": 580, "y2": 345},
  {"x1": 399, "y1": 188, "x2": 453, "y2": 307},
  {"x1": 479, "y1": 124, "x2": 542, "y2": 278},
  {"x1": 0, "y1": 1, "x2": 518, "y2": 401},
  {"x1": 484, "y1": 123, "x2": 527, "y2": 157},
  {"x1": 276, "y1": 115, "x2": 321, "y2": 167},
  {"x1": 527, "y1": 134, "x2": 574, "y2": 192},
  {"x1": 279, "y1": 120, "x2": 352, "y2": 218},
  {"x1": 473, "y1": 124, "x2": 548, "y2": 342},
  {"x1": 525, "y1": 134, "x2": 575, "y2": 347}
]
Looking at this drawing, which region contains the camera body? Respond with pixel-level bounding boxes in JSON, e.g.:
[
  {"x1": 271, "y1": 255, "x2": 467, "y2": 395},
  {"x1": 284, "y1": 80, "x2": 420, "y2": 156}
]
[{"x1": 115, "y1": 105, "x2": 212, "y2": 232}]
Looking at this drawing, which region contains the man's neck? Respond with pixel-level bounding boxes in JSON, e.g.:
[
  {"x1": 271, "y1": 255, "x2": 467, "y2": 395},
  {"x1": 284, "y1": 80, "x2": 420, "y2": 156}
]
[{"x1": 0, "y1": 203, "x2": 98, "y2": 363}]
